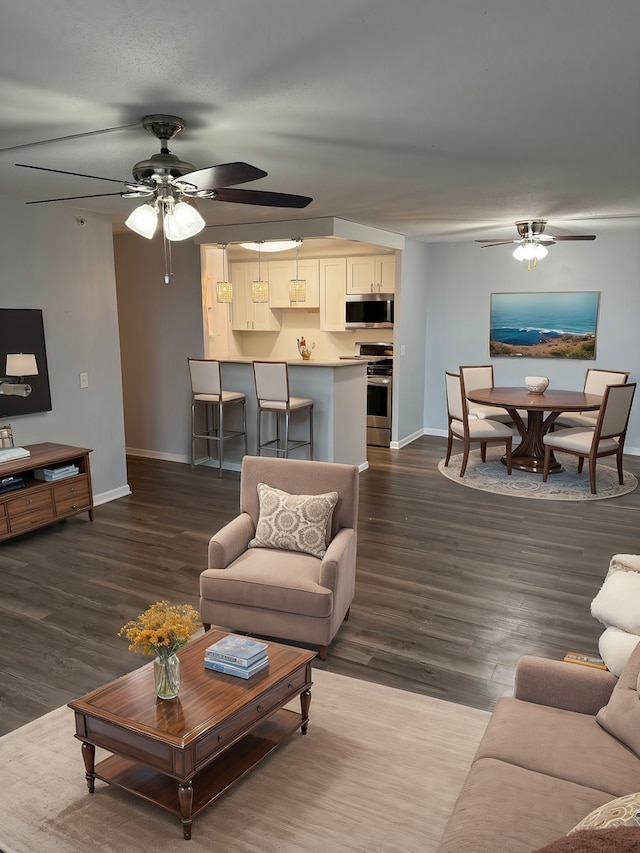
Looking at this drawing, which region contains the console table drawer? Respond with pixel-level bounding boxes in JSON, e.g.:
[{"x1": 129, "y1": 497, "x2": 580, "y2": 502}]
[
  {"x1": 53, "y1": 476, "x2": 90, "y2": 513},
  {"x1": 10, "y1": 502, "x2": 56, "y2": 533},
  {"x1": 6, "y1": 489, "x2": 54, "y2": 519}
]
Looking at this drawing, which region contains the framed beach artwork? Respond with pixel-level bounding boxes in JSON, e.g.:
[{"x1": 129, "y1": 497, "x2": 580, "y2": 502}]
[{"x1": 490, "y1": 291, "x2": 600, "y2": 359}]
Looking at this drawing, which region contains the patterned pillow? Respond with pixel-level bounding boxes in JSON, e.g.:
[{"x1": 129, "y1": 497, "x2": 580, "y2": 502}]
[
  {"x1": 248, "y1": 483, "x2": 338, "y2": 559},
  {"x1": 568, "y1": 792, "x2": 640, "y2": 834}
]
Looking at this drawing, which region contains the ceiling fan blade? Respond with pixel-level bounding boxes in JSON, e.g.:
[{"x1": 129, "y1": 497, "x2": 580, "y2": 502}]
[
  {"x1": 16, "y1": 163, "x2": 126, "y2": 184},
  {"x1": 179, "y1": 162, "x2": 268, "y2": 190},
  {"x1": 26, "y1": 192, "x2": 125, "y2": 204},
  {"x1": 474, "y1": 240, "x2": 517, "y2": 247},
  {"x1": 211, "y1": 187, "x2": 313, "y2": 208},
  {"x1": 0, "y1": 124, "x2": 137, "y2": 154},
  {"x1": 551, "y1": 235, "x2": 596, "y2": 241}
]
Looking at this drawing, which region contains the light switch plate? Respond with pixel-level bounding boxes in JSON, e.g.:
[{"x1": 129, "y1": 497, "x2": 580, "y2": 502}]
[{"x1": 79, "y1": 372, "x2": 89, "y2": 389}]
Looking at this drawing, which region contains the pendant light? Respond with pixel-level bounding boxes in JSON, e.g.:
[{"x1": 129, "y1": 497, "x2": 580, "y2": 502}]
[
  {"x1": 288, "y1": 240, "x2": 306, "y2": 303},
  {"x1": 216, "y1": 244, "x2": 233, "y2": 303},
  {"x1": 251, "y1": 242, "x2": 269, "y2": 303}
]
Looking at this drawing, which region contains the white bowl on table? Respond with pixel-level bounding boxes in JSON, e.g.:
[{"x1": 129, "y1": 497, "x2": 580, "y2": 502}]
[{"x1": 525, "y1": 376, "x2": 549, "y2": 394}]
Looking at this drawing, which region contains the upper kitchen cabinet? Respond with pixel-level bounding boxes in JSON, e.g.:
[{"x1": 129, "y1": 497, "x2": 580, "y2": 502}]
[
  {"x1": 346, "y1": 255, "x2": 396, "y2": 294},
  {"x1": 267, "y1": 259, "x2": 320, "y2": 308},
  {"x1": 319, "y1": 258, "x2": 347, "y2": 331},
  {"x1": 230, "y1": 262, "x2": 281, "y2": 332}
]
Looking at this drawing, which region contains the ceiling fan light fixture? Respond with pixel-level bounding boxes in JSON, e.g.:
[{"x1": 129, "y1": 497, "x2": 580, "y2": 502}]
[
  {"x1": 125, "y1": 202, "x2": 158, "y2": 239},
  {"x1": 512, "y1": 245, "x2": 526, "y2": 262},
  {"x1": 163, "y1": 200, "x2": 206, "y2": 241}
]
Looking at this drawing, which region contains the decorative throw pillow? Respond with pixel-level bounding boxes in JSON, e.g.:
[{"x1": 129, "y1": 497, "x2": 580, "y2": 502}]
[
  {"x1": 568, "y1": 792, "x2": 640, "y2": 834},
  {"x1": 591, "y1": 571, "x2": 640, "y2": 634},
  {"x1": 532, "y1": 827, "x2": 640, "y2": 852},
  {"x1": 596, "y1": 641, "x2": 640, "y2": 758},
  {"x1": 248, "y1": 483, "x2": 338, "y2": 559},
  {"x1": 599, "y1": 626, "x2": 640, "y2": 677}
]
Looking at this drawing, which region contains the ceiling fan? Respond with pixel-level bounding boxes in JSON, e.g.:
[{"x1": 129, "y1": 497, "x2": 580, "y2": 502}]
[
  {"x1": 16, "y1": 114, "x2": 312, "y2": 212},
  {"x1": 15, "y1": 114, "x2": 313, "y2": 282},
  {"x1": 475, "y1": 220, "x2": 596, "y2": 270}
]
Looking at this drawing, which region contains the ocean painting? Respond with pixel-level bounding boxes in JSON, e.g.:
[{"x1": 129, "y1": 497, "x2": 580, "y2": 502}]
[{"x1": 490, "y1": 291, "x2": 599, "y2": 359}]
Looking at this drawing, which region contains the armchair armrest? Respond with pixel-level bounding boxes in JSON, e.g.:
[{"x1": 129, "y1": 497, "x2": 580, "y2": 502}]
[
  {"x1": 319, "y1": 528, "x2": 356, "y2": 590},
  {"x1": 208, "y1": 513, "x2": 256, "y2": 569},
  {"x1": 514, "y1": 655, "x2": 618, "y2": 715}
]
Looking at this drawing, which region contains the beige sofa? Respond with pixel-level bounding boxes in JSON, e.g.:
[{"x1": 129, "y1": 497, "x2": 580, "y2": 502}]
[{"x1": 436, "y1": 653, "x2": 640, "y2": 853}]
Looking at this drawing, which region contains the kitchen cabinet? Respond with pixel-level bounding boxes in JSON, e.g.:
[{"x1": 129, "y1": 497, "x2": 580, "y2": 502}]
[
  {"x1": 267, "y1": 259, "x2": 320, "y2": 308},
  {"x1": 230, "y1": 262, "x2": 281, "y2": 331},
  {"x1": 346, "y1": 255, "x2": 396, "y2": 294},
  {"x1": 319, "y1": 258, "x2": 347, "y2": 331}
]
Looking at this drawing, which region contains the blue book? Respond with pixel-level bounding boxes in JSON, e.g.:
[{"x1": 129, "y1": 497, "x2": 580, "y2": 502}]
[
  {"x1": 204, "y1": 656, "x2": 269, "y2": 679},
  {"x1": 204, "y1": 635, "x2": 269, "y2": 667}
]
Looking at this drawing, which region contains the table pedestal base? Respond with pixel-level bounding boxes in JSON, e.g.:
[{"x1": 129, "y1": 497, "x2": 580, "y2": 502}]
[{"x1": 502, "y1": 409, "x2": 563, "y2": 474}]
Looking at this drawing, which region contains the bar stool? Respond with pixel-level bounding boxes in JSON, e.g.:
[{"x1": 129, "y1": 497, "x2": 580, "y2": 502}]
[
  {"x1": 188, "y1": 358, "x2": 247, "y2": 477},
  {"x1": 253, "y1": 361, "x2": 313, "y2": 458}
]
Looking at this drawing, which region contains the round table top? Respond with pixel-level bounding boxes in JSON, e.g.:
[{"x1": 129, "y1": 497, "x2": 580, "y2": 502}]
[{"x1": 466, "y1": 387, "x2": 602, "y2": 412}]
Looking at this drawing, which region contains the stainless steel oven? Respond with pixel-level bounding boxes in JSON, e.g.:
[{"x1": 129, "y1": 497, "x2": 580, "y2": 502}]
[{"x1": 351, "y1": 342, "x2": 393, "y2": 447}]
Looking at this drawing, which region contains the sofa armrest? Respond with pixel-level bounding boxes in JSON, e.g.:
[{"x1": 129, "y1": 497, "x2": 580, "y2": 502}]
[
  {"x1": 319, "y1": 528, "x2": 356, "y2": 591},
  {"x1": 208, "y1": 513, "x2": 256, "y2": 569},
  {"x1": 514, "y1": 655, "x2": 618, "y2": 715}
]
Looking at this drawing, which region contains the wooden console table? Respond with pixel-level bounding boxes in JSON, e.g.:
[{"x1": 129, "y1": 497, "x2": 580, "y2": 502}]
[{"x1": 0, "y1": 442, "x2": 93, "y2": 541}]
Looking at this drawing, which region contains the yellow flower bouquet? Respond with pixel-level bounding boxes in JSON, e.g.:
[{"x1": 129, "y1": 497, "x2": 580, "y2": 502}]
[{"x1": 118, "y1": 601, "x2": 201, "y2": 699}]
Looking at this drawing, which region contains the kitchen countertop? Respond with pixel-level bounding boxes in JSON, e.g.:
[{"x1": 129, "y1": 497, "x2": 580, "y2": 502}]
[{"x1": 218, "y1": 357, "x2": 367, "y2": 368}]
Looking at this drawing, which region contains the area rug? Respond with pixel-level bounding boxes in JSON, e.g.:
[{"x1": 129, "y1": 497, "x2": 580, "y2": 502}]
[
  {"x1": 0, "y1": 668, "x2": 489, "y2": 853},
  {"x1": 438, "y1": 447, "x2": 637, "y2": 501}
]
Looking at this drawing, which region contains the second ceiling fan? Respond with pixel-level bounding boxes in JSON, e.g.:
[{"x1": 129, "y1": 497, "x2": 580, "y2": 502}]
[{"x1": 475, "y1": 220, "x2": 596, "y2": 269}]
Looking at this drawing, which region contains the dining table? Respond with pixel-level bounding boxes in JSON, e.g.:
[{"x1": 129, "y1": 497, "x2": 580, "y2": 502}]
[{"x1": 465, "y1": 387, "x2": 602, "y2": 473}]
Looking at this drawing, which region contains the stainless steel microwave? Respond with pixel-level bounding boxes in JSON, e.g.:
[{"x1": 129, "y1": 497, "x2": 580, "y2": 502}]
[{"x1": 345, "y1": 293, "x2": 394, "y2": 328}]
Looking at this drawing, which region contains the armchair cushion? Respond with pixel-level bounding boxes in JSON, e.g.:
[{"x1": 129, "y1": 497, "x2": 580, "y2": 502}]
[{"x1": 248, "y1": 483, "x2": 338, "y2": 559}]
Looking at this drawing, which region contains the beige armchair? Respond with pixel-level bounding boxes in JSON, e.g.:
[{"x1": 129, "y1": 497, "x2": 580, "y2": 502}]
[{"x1": 200, "y1": 455, "x2": 359, "y2": 660}]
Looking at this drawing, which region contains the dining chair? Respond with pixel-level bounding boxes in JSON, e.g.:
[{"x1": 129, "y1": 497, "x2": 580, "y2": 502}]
[
  {"x1": 554, "y1": 369, "x2": 629, "y2": 429},
  {"x1": 459, "y1": 365, "x2": 512, "y2": 423},
  {"x1": 444, "y1": 371, "x2": 513, "y2": 477},
  {"x1": 253, "y1": 361, "x2": 313, "y2": 458},
  {"x1": 188, "y1": 358, "x2": 247, "y2": 477},
  {"x1": 542, "y1": 382, "x2": 636, "y2": 494}
]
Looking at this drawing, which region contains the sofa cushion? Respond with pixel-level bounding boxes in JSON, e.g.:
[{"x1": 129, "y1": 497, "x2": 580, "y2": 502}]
[
  {"x1": 591, "y1": 571, "x2": 640, "y2": 634},
  {"x1": 532, "y1": 826, "x2": 640, "y2": 852},
  {"x1": 568, "y1": 791, "x2": 640, "y2": 833},
  {"x1": 596, "y1": 641, "x2": 640, "y2": 758},
  {"x1": 474, "y1": 697, "x2": 640, "y2": 797},
  {"x1": 199, "y1": 548, "x2": 333, "y2": 618},
  {"x1": 248, "y1": 483, "x2": 338, "y2": 559},
  {"x1": 435, "y1": 757, "x2": 613, "y2": 853}
]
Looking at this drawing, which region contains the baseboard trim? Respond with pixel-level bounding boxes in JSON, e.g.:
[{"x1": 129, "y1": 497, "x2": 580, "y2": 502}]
[{"x1": 93, "y1": 484, "x2": 131, "y2": 506}]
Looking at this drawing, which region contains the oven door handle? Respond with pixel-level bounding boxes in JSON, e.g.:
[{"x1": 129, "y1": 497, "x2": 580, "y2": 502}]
[{"x1": 367, "y1": 377, "x2": 392, "y2": 386}]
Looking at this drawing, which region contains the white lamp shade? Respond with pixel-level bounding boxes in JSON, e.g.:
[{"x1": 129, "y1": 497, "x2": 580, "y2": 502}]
[
  {"x1": 125, "y1": 203, "x2": 158, "y2": 239},
  {"x1": 512, "y1": 245, "x2": 526, "y2": 261},
  {"x1": 241, "y1": 240, "x2": 301, "y2": 253},
  {"x1": 6, "y1": 353, "x2": 38, "y2": 376},
  {"x1": 534, "y1": 243, "x2": 549, "y2": 260},
  {"x1": 164, "y1": 202, "x2": 206, "y2": 241}
]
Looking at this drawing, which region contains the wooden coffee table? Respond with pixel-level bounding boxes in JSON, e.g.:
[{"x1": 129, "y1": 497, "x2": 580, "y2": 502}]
[{"x1": 68, "y1": 630, "x2": 315, "y2": 839}]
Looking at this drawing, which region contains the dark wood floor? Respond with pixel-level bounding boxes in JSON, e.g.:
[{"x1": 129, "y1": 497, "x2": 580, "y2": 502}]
[{"x1": 2, "y1": 436, "x2": 639, "y2": 736}]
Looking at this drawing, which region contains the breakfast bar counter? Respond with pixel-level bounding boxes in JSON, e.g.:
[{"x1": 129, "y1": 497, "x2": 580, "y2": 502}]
[{"x1": 209, "y1": 359, "x2": 368, "y2": 470}]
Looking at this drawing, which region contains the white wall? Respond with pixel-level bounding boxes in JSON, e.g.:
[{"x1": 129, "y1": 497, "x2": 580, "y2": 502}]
[
  {"x1": 423, "y1": 230, "x2": 640, "y2": 451},
  {"x1": 0, "y1": 197, "x2": 128, "y2": 501},
  {"x1": 113, "y1": 232, "x2": 203, "y2": 462}
]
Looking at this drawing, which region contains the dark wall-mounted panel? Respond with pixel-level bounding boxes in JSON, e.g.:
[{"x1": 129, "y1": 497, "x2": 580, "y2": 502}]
[{"x1": 0, "y1": 309, "x2": 52, "y2": 418}]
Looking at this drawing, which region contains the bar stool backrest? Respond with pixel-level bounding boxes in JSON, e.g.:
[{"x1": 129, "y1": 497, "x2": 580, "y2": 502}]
[
  {"x1": 253, "y1": 361, "x2": 290, "y2": 404},
  {"x1": 189, "y1": 359, "x2": 222, "y2": 396}
]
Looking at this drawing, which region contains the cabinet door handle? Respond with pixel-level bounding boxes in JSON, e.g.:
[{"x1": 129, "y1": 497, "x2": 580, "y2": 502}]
[{"x1": 256, "y1": 704, "x2": 264, "y2": 713}]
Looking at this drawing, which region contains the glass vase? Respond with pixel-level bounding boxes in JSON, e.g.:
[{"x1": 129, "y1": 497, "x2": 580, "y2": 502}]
[{"x1": 154, "y1": 654, "x2": 180, "y2": 699}]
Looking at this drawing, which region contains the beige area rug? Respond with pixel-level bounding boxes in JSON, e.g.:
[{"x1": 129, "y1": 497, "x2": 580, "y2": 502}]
[
  {"x1": 0, "y1": 668, "x2": 489, "y2": 853},
  {"x1": 439, "y1": 447, "x2": 638, "y2": 501}
]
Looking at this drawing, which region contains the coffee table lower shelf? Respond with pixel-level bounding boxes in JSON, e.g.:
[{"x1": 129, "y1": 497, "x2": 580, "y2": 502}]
[{"x1": 92, "y1": 708, "x2": 302, "y2": 839}]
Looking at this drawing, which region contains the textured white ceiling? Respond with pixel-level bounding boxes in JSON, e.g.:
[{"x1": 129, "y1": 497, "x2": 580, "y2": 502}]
[{"x1": 1, "y1": 0, "x2": 639, "y2": 243}]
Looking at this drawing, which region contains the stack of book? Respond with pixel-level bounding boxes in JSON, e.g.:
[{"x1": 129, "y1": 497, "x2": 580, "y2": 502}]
[
  {"x1": 33, "y1": 464, "x2": 79, "y2": 482},
  {"x1": 563, "y1": 651, "x2": 608, "y2": 670},
  {"x1": 0, "y1": 446, "x2": 30, "y2": 463},
  {"x1": 204, "y1": 635, "x2": 269, "y2": 679}
]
